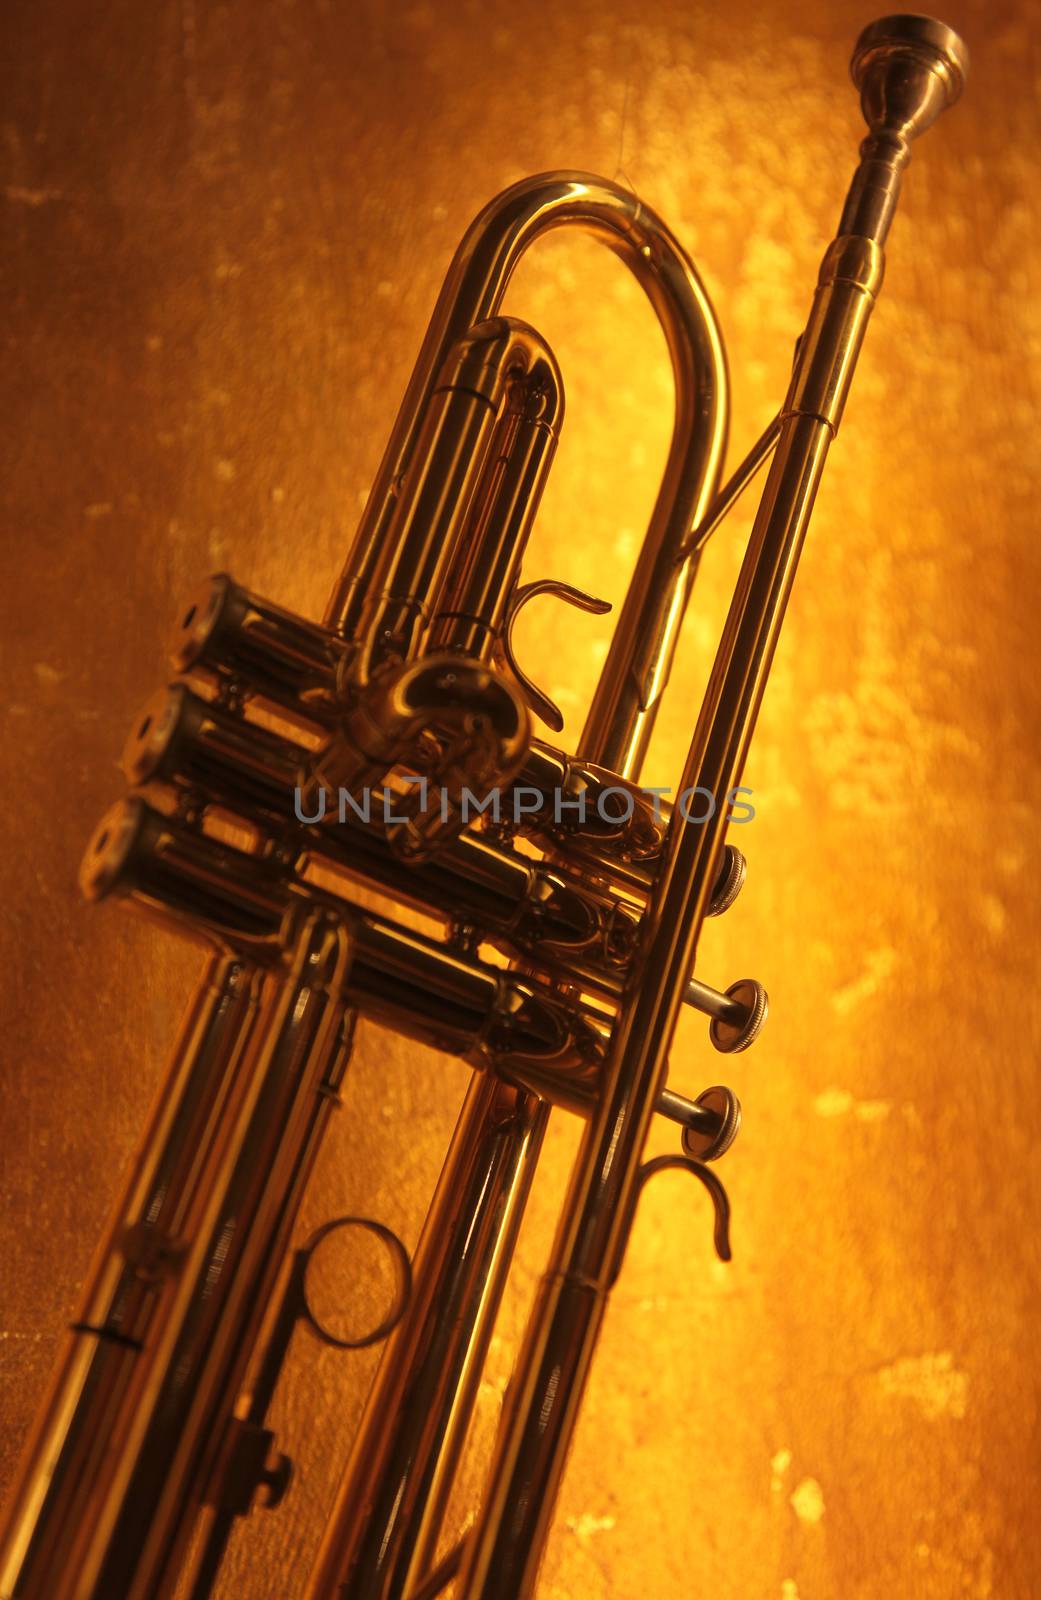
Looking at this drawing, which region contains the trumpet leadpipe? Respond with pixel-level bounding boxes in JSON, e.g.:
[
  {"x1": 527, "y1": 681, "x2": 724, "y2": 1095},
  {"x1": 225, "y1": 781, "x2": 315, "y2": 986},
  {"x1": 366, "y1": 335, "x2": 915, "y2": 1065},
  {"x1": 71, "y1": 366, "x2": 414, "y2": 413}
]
[{"x1": 454, "y1": 18, "x2": 968, "y2": 1597}]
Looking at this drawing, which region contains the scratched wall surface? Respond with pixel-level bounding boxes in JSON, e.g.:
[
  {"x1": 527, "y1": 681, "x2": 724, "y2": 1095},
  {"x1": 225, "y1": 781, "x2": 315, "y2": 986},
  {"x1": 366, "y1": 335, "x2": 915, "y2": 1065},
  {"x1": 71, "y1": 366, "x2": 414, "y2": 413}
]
[{"x1": 2, "y1": 0, "x2": 1040, "y2": 1596}]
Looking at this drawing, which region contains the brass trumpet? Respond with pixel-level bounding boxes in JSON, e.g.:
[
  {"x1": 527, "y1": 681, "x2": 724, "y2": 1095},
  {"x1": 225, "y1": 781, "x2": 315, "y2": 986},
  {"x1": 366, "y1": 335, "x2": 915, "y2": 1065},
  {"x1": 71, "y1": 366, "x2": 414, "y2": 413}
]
[{"x1": 0, "y1": 15, "x2": 967, "y2": 1599}]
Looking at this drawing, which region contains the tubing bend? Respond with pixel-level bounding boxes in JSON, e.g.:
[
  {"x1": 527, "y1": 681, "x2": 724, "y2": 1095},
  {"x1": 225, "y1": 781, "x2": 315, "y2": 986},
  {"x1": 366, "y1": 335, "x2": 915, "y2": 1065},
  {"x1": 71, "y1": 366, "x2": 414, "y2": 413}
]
[
  {"x1": 455, "y1": 81, "x2": 936, "y2": 1600},
  {"x1": 323, "y1": 172, "x2": 728, "y2": 781},
  {"x1": 307, "y1": 172, "x2": 726, "y2": 1600}
]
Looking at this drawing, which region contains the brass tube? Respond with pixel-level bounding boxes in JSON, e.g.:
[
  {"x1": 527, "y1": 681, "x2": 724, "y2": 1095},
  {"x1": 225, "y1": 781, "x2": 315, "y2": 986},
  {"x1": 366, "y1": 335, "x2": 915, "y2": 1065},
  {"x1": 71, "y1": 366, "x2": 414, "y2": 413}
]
[
  {"x1": 356, "y1": 319, "x2": 563, "y2": 676},
  {"x1": 0, "y1": 912, "x2": 355, "y2": 1600},
  {"x1": 306, "y1": 1074, "x2": 546, "y2": 1599},
  {"x1": 324, "y1": 172, "x2": 728, "y2": 779},
  {"x1": 306, "y1": 174, "x2": 727, "y2": 1600},
  {"x1": 455, "y1": 20, "x2": 966, "y2": 1597},
  {"x1": 0, "y1": 956, "x2": 261, "y2": 1599},
  {"x1": 349, "y1": 386, "x2": 498, "y2": 679},
  {"x1": 426, "y1": 341, "x2": 562, "y2": 660},
  {"x1": 1, "y1": 22, "x2": 967, "y2": 1599},
  {"x1": 79, "y1": 798, "x2": 608, "y2": 1107},
  {"x1": 166, "y1": 574, "x2": 671, "y2": 882},
  {"x1": 455, "y1": 419, "x2": 836, "y2": 1599},
  {"x1": 124, "y1": 683, "x2": 641, "y2": 995}
]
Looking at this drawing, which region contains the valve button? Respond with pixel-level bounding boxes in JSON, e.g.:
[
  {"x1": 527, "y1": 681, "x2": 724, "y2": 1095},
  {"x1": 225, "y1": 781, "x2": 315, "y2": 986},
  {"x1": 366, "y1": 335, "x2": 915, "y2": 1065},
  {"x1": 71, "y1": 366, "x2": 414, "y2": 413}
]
[{"x1": 681, "y1": 1086, "x2": 742, "y2": 1162}]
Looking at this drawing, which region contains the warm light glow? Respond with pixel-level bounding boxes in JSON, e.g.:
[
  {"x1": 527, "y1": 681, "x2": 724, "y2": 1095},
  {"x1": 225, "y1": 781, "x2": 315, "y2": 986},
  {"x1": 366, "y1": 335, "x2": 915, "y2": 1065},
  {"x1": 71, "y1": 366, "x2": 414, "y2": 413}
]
[{"x1": 2, "y1": 4, "x2": 1036, "y2": 1598}]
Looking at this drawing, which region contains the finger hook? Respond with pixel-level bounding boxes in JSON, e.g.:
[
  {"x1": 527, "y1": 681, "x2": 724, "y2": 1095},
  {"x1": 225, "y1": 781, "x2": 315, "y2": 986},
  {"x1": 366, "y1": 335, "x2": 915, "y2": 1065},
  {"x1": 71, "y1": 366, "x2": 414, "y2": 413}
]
[
  {"x1": 610, "y1": 1154, "x2": 732, "y2": 1287},
  {"x1": 502, "y1": 579, "x2": 612, "y2": 732}
]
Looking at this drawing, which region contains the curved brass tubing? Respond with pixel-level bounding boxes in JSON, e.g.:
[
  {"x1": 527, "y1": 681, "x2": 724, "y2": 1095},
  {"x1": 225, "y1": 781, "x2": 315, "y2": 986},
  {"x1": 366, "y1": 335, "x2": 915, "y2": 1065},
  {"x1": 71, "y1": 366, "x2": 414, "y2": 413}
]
[
  {"x1": 325, "y1": 171, "x2": 729, "y2": 780},
  {"x1": 0, "y1": 19, "x2": 969, "y2": 1600},
  {"x1": 455, "y1": 20, "x2": 968, "y2": 1599},
  {"x1": 306, "y1": 172, "x2": 728, "y2": 1600}
]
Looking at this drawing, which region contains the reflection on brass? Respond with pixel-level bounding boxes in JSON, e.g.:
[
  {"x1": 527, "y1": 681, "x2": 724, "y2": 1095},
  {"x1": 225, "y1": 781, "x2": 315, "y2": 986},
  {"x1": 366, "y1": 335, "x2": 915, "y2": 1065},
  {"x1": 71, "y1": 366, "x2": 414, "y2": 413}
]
[{"x1": 1, "y1": 8, "x2": 1003, "y2": 1600}]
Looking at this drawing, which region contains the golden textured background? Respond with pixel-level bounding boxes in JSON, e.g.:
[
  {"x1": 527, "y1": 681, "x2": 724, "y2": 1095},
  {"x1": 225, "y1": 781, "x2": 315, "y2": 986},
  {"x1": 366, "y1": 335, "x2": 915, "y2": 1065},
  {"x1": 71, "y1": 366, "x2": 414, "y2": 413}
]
[{"x1": 3, "y1": 1, "x2": 1040, "y2": 1596}]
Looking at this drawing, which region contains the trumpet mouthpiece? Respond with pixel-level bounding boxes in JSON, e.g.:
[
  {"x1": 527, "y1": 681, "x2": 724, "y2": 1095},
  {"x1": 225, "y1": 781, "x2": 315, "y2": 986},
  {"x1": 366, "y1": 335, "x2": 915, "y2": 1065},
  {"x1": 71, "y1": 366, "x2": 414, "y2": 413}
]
[{"x1": 852, "y1": 14, "x2": 969, "y2": 142}]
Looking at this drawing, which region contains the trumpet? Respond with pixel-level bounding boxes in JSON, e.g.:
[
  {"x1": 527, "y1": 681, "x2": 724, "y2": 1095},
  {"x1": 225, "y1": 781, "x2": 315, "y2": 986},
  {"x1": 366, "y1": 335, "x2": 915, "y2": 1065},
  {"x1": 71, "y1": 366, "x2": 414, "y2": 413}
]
[{"x1": 0, "y1": 14, "x2": 967, "y2": 1599}]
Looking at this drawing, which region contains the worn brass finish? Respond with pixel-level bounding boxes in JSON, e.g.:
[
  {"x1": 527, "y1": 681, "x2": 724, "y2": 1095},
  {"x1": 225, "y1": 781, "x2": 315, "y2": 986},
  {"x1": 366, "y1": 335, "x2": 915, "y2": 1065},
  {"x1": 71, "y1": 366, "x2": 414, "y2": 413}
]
[{"x1": 0, "y1": 13, "x2": 972, "y2": 1600}]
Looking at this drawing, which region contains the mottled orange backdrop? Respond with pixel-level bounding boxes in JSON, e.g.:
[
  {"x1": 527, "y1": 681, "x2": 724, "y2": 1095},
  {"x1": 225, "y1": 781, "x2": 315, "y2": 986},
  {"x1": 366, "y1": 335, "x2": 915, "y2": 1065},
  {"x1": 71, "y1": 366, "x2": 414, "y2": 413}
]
[{"x1": 2, "y1": 0, "x2": 1039, "y2": 1596}]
